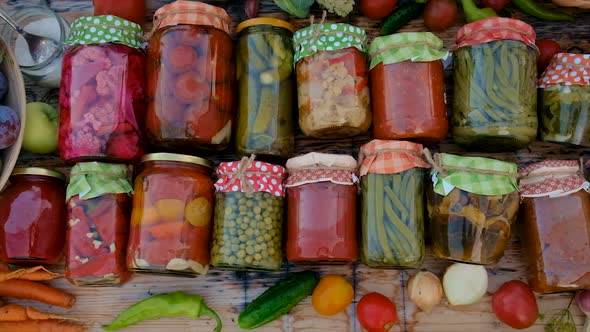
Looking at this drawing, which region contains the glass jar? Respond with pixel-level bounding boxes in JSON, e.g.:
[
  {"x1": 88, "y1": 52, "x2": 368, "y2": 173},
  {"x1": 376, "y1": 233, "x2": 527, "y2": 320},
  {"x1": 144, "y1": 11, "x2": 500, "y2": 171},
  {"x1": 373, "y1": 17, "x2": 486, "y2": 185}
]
[
  {"x1": 58, "y1": 15, "x2": 146, "y2": 164},
  {"x1": 285, "y1": 153, "x2": 358, "y2": 263},
  {"x1": 93, "y1": 0, "x2": 146, "y2": 25},
  {"x1": 127, "y1": 153, "x2": 214, "y2": 276},
  {"x1": 518, "y1": 160, "x2": 590, "y2": 293},
  {"x1": 452, "y1": 18, "x2": 538, "y2": 152},
  {"x1": 0, "y1": 168, "x2": 66, "y2": 264},
  {"x1": 427, "y1": 153, "x2": 519, "y2": 265},
  {"x1": 539, "y1": 53, "x2": 590, "y2": 147},
  {"x1": 146, "y1": 1, "x2": 234, "y2": 151},
  {"x1": 65, "y1": 163, "x2": 133, "y2": 286},
  {"x1": 236, "y1": 18, "x2": 295, "y2": 160},
  {"x1": 359, "y1": 140, "x2": 429, "y2": 268},
  {"x1": 211, "y1": 158, "x2": 285, "y2": 271},
  {"x1": 368, "y1": 33, "x2": 448, "y2": 144},
  {"x1": 294, "y1": 23, "x2": 371, "y2": 139}
]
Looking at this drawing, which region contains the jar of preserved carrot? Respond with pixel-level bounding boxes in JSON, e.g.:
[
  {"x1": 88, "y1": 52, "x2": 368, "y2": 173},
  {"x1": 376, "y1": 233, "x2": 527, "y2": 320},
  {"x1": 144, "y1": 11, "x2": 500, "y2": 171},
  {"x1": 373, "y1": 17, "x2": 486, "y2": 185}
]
[
  {"x1": 127, "y1": 153, "x2": 214, "y2": 276},
  {"x1": 0, "y1": 168, "x2": 66, "y2": 264},
  {"x1": 368, "y1": 32, "x2": 449, "y2": 144},
  {"x1": 294, "y1": 23, "x2": 371, "y2": 139},
  {"x1": 285, "y1": 152, "x2": 358, "y2": 263},
  {"x1": 519, "y1": 160, "x2": 590, "y2": 293},
  {"x1": 65, "y1": 162, "x2": 133, "y2": 286},
  {"x1": 146, "y1": 1, "x2": 234, "y2": 151}
]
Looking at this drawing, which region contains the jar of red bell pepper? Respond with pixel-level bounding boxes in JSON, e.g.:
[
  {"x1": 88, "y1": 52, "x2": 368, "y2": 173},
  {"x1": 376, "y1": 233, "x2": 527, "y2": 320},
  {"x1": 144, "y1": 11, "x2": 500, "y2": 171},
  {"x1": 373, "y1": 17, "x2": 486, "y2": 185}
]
[
  {"x1": 58, "y1": 15, "x2": 146, "y2": 164},
  {"x1": 0, "y1": 168, "x2": 67, "y2": 264},
  {"x1": 93, "y1": 0, "x2": 146, "y2": 25},
  {"x1": 65, "y1": 162, "x2": 133, "y2": 286}
]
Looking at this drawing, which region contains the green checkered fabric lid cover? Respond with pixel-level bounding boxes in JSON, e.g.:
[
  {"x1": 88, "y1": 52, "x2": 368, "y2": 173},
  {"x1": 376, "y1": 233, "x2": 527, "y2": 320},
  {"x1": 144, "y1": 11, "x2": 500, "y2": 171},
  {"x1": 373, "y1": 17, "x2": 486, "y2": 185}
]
[
  {"x1": 66, "y1": 162, "x2": 133, "y2": 201},
  {"x1": 368, "y1": 32, "x2": 449, "y2": 70},
  {"x1": 431, "y1": 153, "x2": 518, "y2": 196},
  {"x1": 66, "y1": 15, "x2": 143, "y2": 48},
  {"x1": 294, "y1": 23, "x2": 367, "y2": 63}
]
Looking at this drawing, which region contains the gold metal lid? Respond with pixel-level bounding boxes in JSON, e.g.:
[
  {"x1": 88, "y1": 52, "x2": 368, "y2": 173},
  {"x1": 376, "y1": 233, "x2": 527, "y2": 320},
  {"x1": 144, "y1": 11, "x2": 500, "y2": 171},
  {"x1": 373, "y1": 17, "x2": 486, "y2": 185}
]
[
  {"x1": 237, "y1": 17, "x2": 295, "y2": 33},
  {"x1": 140, "y1": 153, "x2": 213, "y2": 169},
  {"x1": 11, "y1": 167, "x2": 66, "y2": 181}
]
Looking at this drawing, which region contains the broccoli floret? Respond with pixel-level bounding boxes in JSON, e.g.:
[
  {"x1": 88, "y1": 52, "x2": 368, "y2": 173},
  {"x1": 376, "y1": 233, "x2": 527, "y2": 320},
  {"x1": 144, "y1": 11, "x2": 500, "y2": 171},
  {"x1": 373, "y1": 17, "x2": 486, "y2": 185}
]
[{"x1": 316, "y1": 0, "x2": 355, "y2": 16}]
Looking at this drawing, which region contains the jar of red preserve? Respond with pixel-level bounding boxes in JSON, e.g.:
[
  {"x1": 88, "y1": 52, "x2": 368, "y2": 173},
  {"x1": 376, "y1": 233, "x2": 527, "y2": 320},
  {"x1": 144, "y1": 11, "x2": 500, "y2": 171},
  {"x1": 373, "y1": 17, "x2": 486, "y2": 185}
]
[{"x1": 93, "y1": 0, "x2": 146, "y2": 25}]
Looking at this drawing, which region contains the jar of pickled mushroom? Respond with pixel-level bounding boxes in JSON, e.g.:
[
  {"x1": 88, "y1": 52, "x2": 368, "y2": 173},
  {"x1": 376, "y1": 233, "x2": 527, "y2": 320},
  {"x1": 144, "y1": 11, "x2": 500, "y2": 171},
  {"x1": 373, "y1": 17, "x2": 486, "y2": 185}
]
[
  {"x1": 368, "y1": 32, "x2": 449, "y2": 144},
  {"x1": 359, "y1": 140, "x2": 429, "y2": 268},
  {"x1": 146, "y1": 1, "x2": 234, "y2": 151},
  {"x1": 427, "y1": 153, "x2": 520, "y2": 265},
  {"x1": 518, "y1": 160, "x2": 590, "y2": 293},
  {"x1": 59, "y1": 15, "x2": 146, "y2": 164},
  {"x1": 211, "y1": 157, "x2": 285, "y2": 271},
  {"x1": 127, "y1": 153, "x2": 214, "y2": 276},
  {"x1": 0, "y1": 168, "x2": 66, "y2": 264},
  {"x1": 294, "y1": 23, "x2": 371, "y2": 139},
  {"x1": 452, "y1": 17, "x2": 538, "y2": 151},
  {"x1": 539, "y1": 53, "x2": 590, "y2": 147},
  {"x1": 65, "y1": 162, "x2": 133, "y2": 286},
  {"x1": 285, "y1": 152, "x2": 358, "y2": 263},
  {"x1": 236, "y1": 18, "x2": 295, "y2": 160}
]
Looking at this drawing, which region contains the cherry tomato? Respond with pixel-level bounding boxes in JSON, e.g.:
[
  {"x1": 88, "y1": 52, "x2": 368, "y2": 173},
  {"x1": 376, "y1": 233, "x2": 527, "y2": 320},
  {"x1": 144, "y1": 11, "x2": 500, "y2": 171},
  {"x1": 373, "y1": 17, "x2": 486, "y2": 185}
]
[
  {"x1": 423, "y1": 0, "x2": 458, "y2": 31},
  {"x1": 312, "y1": 275, "x2": 354, "y2": 316},
  {"x1": 357, "y1": 292, "x2": 398, "y2": 332},
  {"x1": 535, "y1": 39, "x2": 562, "y2": 74},
  {"x1": 93, "y1": 0, "x2": 145, "y2": 25},
  {"x1": 492, "y1": 280, "x2": 538, "y2": 329},
  {"x1": 480, "y1": 0, "x2": 512, "y2": 13},
  {"x1": 360, "y1": 0, "x2": 397, "y2": 20}
]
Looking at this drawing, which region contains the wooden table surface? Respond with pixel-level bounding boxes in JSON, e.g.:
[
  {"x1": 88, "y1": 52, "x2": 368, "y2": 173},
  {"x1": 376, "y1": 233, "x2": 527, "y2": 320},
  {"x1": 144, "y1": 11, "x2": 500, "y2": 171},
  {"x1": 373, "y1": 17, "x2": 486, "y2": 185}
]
[{"x1": 2, "y1": 0, "x2": 590, "y2": 331}]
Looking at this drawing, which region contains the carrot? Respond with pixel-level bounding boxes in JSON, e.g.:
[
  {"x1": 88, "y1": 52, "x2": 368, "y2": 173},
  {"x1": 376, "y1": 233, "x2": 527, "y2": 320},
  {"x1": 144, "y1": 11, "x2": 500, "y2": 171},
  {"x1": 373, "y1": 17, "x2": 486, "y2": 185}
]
[
  {"x1": 0, "y1": 304, "x2": 81, "y2": 322},
  {"x1": 0, "y1": 280, "x2": 76, "y2": 308},
  {"x1": 0, "y1": 319, "x2": 85, "y2": 332},
  {"x1": 147, "y1": 220, "x2": 184, "y2": 239},
  {"x1": 0, "y1": 266, "x2": 62, "y2": 282}
]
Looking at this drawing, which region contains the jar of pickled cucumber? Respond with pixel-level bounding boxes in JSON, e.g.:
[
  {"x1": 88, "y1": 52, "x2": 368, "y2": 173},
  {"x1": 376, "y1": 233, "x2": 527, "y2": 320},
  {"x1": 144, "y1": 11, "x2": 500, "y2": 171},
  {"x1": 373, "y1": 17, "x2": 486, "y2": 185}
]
[
  {"x1": 539, "y1": 53, "x2": 590, "y2": 147},
  {"x1": 236, "y1": 18, "x2": 295, "y2": 161},
  {"x1": 427, "y1": 153, "x2": 520, "y2": 265},
  {"x1": 211, "y1": 157, "x2": 286, "y2": 271},
  {"x1": 452, "y1": 18, "x2": 538, "y2": 151}
]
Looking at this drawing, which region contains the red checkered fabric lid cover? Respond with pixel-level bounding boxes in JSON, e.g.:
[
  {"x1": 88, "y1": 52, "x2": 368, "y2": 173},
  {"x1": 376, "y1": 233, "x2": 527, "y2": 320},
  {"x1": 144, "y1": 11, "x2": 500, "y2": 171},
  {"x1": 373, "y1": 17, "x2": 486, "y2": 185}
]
[
  {"x1": 285, "y1": 152, "x2": 357, "y2": 187},
  {"x1": 455, "y1": 17, "x2": 536, "y2": 50},
  {"x1": 153, "y1": 0, "x2": 231, "y2": 34},
  {"x1": 358, "y1": 140, "x2": 430, "y2": 176},
  {"x1": 519, "y1": 160, "x2": 589, "y2": 198}
]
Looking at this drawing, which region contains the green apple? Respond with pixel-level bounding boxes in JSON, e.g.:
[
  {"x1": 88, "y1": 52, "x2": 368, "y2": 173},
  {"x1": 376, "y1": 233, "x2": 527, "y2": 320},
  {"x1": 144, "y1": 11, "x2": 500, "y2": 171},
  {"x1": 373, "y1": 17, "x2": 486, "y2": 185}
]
[{"x1": 22, "y1": 102, "x2": 59, "y2": 154}]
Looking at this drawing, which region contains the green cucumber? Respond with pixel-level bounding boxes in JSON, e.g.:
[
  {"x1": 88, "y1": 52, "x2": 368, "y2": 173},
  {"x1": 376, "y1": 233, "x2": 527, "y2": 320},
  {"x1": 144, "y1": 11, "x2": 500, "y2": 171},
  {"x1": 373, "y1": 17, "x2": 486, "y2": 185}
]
[
  {"x1": 380, "y1": 1, "x2": 427, "y2": 36},
  {"x1": 237, "y1": 270, "x2": 320, "y2": 330}
]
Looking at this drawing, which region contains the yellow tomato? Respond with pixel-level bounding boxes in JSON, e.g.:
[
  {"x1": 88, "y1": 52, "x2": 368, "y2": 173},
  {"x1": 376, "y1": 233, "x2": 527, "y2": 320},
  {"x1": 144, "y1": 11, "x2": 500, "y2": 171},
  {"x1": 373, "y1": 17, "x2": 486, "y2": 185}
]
[
  {"x1": 311, "y1": 275, "x2": 354, "y2": 316},
  {"x1": 184, "y1": 197, "x2": 212, "y2": 227},
  {"x1": 154, "y1": 199, "x2": 185, "y2": 222}
]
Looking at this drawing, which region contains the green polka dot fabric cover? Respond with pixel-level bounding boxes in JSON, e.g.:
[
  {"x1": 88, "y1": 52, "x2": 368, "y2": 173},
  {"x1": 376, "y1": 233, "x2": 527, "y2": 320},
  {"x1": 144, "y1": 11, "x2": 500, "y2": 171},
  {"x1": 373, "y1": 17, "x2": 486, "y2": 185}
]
[
  {"x1": 293, "y1": 23, "x2": 367, "y2": 63},
  {"x1": 368, "y1": 32, "x2": 449, "y2": 70},
  {"x1": 66, "y1": 15, "x2": 143, "y2": 48}
]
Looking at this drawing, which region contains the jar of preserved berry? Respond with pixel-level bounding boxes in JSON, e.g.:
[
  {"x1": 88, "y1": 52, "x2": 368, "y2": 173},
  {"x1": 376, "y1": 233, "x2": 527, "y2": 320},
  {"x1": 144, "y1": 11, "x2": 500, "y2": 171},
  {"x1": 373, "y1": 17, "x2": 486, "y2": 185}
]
[
  {"x1": 59, "y1": 15, "x2": 146, "y2": 164},
  {"x1": 0, "y1": 168, "x2": 66, "y2": 264},
  {"x1": 285, "y1": 152, "x2": 358, "y2": 263},
  {"x1": 368, "y1": 32, "x2": 449, "y2": 144},
  {"x1": 211, "y1": 157, "x2": 285, "y2": 271},
  {"x1": 127, "y1": 153, "x2": 214, "y2": 276},
  {"x1": 519, "y1": 160, "x2": 590, "y2": 293},
  {"x1": 65, "y1": 162, "x2": 133, "y2": 286},
  {"x1": 452, "y1": 18, "x2": 538, "y2": 151},
  {"x1": 294, "y1": 23, "x2": 371, "y2": 139},
  {"x1": 146, "y1": 1, "x2": 234, "y2": 151}
]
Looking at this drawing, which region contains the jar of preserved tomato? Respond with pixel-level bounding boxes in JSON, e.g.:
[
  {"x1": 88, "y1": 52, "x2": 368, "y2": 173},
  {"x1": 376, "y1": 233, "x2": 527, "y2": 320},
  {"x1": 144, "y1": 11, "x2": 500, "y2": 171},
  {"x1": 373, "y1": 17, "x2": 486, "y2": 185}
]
[
  {"x1": 0, "y1": 168, "x2": 66, "y2": 264},
  {"x1": 358, "y1": 140, "x2": 429, "y2": 268},
  {"x1": 236, "y1": 18, "x2": 295, "y2": 160},
  {"x1": 518, "y1": 160, "x2": 590, "y2": 293},
  {"x1": 427, "y1": 152, "x2": 520, "y2": 265},
  {"x1": 539, "y1": 54, "x2": 590, "y2": 147},
  {"x1": 58, "y1": 15, "x2": 146, "y2": 164},
  {"x1": 127, "y1": 153, "x2": 214, "y2": 276},
  {"x1": 452, "y1": 18, "x2": 538, "y2": 152},
  {"x1": 294, "y1": 23, "x2": 371, "y2": 139},
  {"x1": 368, "y1": 32, "x2": 449, "y2": 144},
  {"x1": 211, "y1": 157, "x2": 285, "y2": 271},
  {"x1": 93, "y1": 0, "x2": 145, "y2": 25},
  {"x1": 65, "y1": 162, "x2": 133, "y2": 286},
  {"x1": 146, "y1": 1, "x2": 234, "y2": 151},
  {"x1": 285, "y1": 152, "x2": 358, "y2": 263}
]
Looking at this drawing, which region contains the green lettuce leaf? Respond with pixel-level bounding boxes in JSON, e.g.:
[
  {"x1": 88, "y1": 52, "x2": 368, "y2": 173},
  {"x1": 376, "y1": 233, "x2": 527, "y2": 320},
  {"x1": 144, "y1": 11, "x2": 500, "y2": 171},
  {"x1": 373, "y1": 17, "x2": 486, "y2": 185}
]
[{"x1": 273, "y1": 0, "x2": 315, "y2": 18}]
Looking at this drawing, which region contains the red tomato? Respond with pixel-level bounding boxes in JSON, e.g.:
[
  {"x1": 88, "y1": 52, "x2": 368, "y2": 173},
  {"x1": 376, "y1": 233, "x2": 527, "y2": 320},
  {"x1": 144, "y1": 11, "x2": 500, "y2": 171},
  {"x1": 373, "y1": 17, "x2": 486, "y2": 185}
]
[
  {"x1": 480, "y1": 0, "x2": 512, "y2": 12},
  {"x1": 357, "y1": 292, "x2": 398, "y2": 332},
  {"x1": 492, "y1": 280, "x2": 539, "y2": 329},
  {"x1": 360, "y1": 0, "x2": 397, "y2": 20},
  {"x1": 174, "y1": 71, "x2": 211, "y2": 103},
  {"x1": 535, "y1": 39, "x2": 562, "y2": 74},
  {"x1": 93, "y1": 0, "x2": 145, "y2": 25},
  {"x1": 423, "y1": 0, "x2": 458, "y2": 31}
]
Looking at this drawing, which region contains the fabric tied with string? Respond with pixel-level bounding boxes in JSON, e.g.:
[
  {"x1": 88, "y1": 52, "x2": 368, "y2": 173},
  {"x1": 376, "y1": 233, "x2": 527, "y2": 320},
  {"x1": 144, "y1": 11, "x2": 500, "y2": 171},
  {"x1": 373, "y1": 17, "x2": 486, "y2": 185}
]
[
  {"x1": 293, "y1": 21, "x2": 367, "y2": 64},
  {"x1": 454, "y1": 17, "x2": 537, "y2": 50},
  {"x1": 214, "y1": 156, "x2": 286, "y2": 197},
  {"x1": 368, "y1": 32, "x2": 449, "y2": 70},
  {"x1": 152, "y1": 0, "x2": 231, "y2": 35},
  {"x1": 358, "y1": 140, "x2": 429, "y2": 176},
  {"x1": 285, "y1": 152, "x2": 357, "y2": 187},
  {"x1": 66, "y1": 15, "x2": 143, "y2": 48},
  {"x1": 66, "y1": 162, "x2": 133, "y2": 201},
  {"x1": 519, "y1": 160, "x2": 589, "y2": 198}
]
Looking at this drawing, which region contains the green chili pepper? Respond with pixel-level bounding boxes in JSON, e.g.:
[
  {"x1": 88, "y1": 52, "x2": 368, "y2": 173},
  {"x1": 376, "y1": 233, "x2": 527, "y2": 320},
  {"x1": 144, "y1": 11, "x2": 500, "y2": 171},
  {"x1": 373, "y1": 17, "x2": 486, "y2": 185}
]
[
  {"x1": 102, "y1": 291, "x2": 222, "y2": 331},
  {"x1": 511, "y1": 0, "x2": 575, "y2": 22},
  {"x1": 459, "y1": 0, "x2": 497, "y2": 23}
]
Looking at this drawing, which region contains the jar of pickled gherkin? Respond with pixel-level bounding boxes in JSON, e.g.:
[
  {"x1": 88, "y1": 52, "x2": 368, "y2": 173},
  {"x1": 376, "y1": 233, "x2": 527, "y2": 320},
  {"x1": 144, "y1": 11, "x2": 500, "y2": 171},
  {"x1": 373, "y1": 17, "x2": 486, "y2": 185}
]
[
  {"x1": 358, "y1": 140, "x2": 429, "y2": 268},
  {"x1": 236, "y1": 18, "x2": 295, "y2": 161},
  {"x1": 368, "y1": 32, "x2": 449, "y2": 144},
  {"x1": 211, "y1": 157, "x2": 286, "y2": 271},
  {"x1": 285, "y1": 152, "x2": 358, "y2": 263},
  {"x1": 518, "y1": 160, "x2": 590, "y2": 293},
  {"x1": 294, "y1": 23, "x2": 371, "y2": 139},
  {"x1": 427, "y1": 153, "x2": 520, "y2": 265},
  {"x1": 126, "y1": 153, "x2": 214, "y2": 276},
  {"x1": 146, "y1": 1, "x2": 234, "y2": 151},
  {"x1": 452, "y1": 18, "x2": 538, "y2": 151},
  {"x1": 539, "y1": 53, "x2": 590, "y2": 147}
]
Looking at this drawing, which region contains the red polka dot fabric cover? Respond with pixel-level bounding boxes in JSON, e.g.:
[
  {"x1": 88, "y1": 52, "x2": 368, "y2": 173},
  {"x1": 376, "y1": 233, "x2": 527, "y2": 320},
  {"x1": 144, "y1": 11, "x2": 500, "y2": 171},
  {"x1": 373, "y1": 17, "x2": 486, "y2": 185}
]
[
  {"x1": 519, "y1": 160, "x2": 589, "y2": 198},
  {"x1": 215, "y1": 160, "x2": 286, "y2": 196},
  {"x1": 454, "y1": 17, "x2": 536, "y2": 50},
  {"x1": 538, "y1": 53, "x2": 590, "y2": 88}
]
